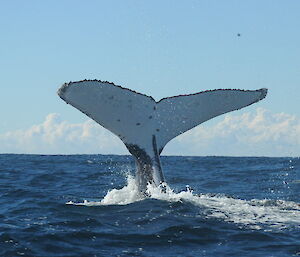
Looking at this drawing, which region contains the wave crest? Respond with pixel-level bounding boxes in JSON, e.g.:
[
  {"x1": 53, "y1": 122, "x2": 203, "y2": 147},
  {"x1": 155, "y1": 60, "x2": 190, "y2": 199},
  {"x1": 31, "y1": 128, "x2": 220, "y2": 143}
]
[{"x1": 66, "y1": 174, "x2": 300, "y2": 229}]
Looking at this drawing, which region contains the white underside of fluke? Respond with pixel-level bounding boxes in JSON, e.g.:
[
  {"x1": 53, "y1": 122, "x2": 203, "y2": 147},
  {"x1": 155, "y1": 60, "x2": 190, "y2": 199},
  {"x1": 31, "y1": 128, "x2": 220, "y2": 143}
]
[{"x1": 57, "y1": 80, "x2": 267, "y2": 156}]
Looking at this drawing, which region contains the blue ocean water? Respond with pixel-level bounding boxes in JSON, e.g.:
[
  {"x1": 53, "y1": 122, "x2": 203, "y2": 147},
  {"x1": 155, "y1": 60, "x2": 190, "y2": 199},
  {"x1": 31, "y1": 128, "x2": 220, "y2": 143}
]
[{"x1": 0, "y1": 154, "x2": 299, "y2": 257}]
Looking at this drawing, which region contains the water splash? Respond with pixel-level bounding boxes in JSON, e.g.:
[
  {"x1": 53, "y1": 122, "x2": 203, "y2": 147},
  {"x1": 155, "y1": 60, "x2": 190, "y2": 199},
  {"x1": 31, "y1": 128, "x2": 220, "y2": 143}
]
[
  {"x1": 101, "y1": 175, "x2": 144, "y2": 205},
  {"x1": 66, "y1": 175, "x2": 144, "y2": 206},
  {"x1": 67, "y1": 174, "x2": 300, "y2": 229}
]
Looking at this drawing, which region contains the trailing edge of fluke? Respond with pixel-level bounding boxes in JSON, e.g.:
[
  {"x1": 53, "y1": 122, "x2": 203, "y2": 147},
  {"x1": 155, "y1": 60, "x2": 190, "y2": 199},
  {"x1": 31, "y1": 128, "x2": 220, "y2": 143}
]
[{"x1": 58, "y1": 80, "x2": 267, "y2": 193}]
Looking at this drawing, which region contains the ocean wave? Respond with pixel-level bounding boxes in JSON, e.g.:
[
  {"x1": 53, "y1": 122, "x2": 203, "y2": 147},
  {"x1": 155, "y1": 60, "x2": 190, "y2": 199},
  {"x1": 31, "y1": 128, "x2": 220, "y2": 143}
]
[{"x1": 67, "y1": 175, "x2": 300, "y2": 230}]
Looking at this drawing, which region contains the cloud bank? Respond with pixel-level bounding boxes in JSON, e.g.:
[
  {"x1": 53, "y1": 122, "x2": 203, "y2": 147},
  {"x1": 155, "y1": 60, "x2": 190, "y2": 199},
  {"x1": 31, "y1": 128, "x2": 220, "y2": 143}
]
[
  {"x1": 0, "y1": 114, "x2": 127, "y2": 155},
  {"x1": 1, "y1": 108, "x2": 299, "y2": 156},
  {"x1": 165, "y1": 108, "x2": 300, "y2": 157}
]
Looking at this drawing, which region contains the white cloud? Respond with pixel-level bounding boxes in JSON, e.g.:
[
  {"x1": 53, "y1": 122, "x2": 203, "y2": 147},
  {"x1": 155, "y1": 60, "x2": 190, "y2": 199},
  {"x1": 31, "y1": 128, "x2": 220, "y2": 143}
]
[
  {"x1": 165, "y1": 108, "x2": 300, "y2": 157},
  {"x1": 0, "y1": 113, "x2": 127, "y2": 155},
  {"x1": 0, "y1": 108, "x2": 299, "y2": 156}
]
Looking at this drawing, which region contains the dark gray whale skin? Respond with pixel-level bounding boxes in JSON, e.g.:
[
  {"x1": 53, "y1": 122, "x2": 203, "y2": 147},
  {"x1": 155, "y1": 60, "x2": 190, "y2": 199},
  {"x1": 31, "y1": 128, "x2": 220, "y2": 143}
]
[{"x1": 126, "y1": 135, "x2": 164, "y2": 193}]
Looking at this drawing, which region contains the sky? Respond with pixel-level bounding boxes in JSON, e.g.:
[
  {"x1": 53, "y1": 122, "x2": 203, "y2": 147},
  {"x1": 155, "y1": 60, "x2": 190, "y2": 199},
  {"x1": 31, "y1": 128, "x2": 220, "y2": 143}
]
[{"x1": 0, "y1": 1, "x2": 300, "y2": 156}]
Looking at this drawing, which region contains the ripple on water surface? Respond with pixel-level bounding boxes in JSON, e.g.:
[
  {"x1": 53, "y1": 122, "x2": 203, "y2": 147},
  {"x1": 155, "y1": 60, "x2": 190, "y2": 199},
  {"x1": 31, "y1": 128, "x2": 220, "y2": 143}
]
[{"x1": 0, "y1": 155, "x2": 299, "y2": 256}]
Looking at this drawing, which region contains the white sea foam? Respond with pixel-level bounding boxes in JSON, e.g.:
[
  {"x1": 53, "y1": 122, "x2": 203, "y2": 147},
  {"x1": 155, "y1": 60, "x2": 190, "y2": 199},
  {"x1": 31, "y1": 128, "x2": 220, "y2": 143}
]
[
  {"x1": 66, "y1": 175, "x2": 144, "y2": 206},
  {"x1": 67, "y1": 175, "x2": 300, "y2": 229}
]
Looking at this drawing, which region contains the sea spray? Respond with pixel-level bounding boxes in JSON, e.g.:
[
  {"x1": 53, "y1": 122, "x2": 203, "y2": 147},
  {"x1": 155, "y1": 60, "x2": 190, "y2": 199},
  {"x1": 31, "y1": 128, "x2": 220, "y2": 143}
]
[
  {"x1": 67, "y1": 173, "x2": 300, "y2": 230},
  {"x1": 101, "y1": 174, "x2": 144, "y2": 205}
]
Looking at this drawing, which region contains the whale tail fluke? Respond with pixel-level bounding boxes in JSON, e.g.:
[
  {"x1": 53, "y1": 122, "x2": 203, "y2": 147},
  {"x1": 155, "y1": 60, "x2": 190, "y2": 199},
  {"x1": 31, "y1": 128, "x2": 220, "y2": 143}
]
[
  {"x1": 58, "y1": 80, "x2": 267, "y2": 154},
  {"x1": 58, "y1": 80, "x2": 267, "y2": 191}
]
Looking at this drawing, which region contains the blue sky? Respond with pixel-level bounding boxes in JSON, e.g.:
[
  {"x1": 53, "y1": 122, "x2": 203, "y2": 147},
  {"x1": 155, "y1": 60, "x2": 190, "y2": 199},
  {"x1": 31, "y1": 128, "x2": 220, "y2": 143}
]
[{"x1": 1, "y1": 1, "x2": 300, "y2": 156}]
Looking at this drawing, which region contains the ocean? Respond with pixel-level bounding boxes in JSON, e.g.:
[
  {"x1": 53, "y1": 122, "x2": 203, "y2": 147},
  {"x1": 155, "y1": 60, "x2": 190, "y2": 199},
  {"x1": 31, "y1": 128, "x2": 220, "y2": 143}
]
[{"x1": 0, "y1": 154, "x2": 299, "y2": 256}]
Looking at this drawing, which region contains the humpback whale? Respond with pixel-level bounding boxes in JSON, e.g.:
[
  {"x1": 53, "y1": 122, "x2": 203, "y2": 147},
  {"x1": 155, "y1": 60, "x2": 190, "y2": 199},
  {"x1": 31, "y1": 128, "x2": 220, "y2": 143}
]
[{"x1": 57, "y1": 80, "x2": 267, "y2": 193}]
